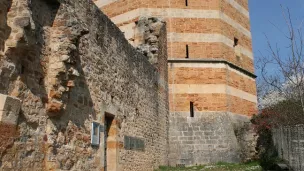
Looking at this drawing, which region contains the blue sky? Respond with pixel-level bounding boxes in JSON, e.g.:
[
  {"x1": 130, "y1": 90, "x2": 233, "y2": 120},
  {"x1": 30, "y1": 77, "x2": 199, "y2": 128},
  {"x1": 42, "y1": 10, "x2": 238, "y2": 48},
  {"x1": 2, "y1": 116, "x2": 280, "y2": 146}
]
[{"x1": 249, "y1": 0, "x2": 304, "y2": 77}]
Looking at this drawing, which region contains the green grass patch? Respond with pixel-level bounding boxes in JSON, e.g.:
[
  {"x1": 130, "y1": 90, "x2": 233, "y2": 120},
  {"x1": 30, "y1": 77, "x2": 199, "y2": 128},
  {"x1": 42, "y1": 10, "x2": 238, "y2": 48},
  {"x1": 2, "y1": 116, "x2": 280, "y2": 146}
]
[{"x1": 156, "y1": 161, "x2": 262, "y2": 171}]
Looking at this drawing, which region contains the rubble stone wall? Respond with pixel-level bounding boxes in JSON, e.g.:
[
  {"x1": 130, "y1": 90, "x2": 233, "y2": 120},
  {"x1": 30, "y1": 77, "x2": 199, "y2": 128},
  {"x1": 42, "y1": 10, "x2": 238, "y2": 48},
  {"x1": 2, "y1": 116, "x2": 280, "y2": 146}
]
[
  {"x1": 0, "y1": 0, "x2": 169, "y2": 170},
  {"x1": 168, "y1": 112, "x2": 257, "y2": 166},
  {"x1": 99, "y1": 0, "x2": 258, "y2": 167},
  {"x1": 272, "y1": 125, "x2": 304, "y2": 171}
]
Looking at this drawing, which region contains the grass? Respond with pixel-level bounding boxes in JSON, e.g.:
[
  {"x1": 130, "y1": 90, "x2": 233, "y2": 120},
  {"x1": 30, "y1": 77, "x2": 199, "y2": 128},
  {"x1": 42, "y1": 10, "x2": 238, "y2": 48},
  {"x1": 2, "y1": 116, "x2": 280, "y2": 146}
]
[{"x1": 156, "y1": 161, "x2": 262, "y2": 171}]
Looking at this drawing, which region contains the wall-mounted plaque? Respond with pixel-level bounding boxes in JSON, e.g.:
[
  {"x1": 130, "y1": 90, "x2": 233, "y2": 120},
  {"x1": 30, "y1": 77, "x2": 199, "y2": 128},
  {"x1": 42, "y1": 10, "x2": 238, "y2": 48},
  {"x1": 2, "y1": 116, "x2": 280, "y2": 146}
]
[
  {"x1": 124, "y1": 136, "x2": 145, "y2": 151},
  {"x1": 91, "y1": 122, "x2": 100, "y2": 146}
]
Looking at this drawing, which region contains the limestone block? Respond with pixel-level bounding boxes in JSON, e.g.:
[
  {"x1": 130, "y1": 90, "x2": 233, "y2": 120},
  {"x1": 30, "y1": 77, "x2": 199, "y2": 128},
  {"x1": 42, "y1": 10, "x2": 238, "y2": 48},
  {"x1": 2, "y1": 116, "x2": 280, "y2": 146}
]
[
  {"x1": 14, "y1": 17, "x2": 30, "y2": 28},
  {"x1": 46, "y1": 101, "x2": 63, "y2": 114},
  {"x1": 0, "y1": 94, "x2": 21, "y2": 125}
]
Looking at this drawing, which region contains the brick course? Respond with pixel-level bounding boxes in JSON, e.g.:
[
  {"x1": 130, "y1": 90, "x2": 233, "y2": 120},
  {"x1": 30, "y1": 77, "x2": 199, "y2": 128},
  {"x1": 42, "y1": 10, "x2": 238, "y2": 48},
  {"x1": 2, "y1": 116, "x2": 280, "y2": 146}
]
[
  {"x1": 169, "y1": 93, "x2": 228, "y2": 112},
  {"x1": 168, "y1": 42, "x2": 254, "y2": 72},
  {"x1": 169, "y1": 68, "x2": 227, "y2": 85},
  {"x1": 101, "y1": 0, "x2": 221, "y2": 18},
  {"x1": 220, "y1": 0, "x2": 250, "y2": 30},
  {"x1": 169, "y1": 67, "x2": 256, "y2": 95},
  {"x1": 227, "y1": 70, "x2": 257, "y2": 95},
  {"x1": 166, "y1": 18, "x2": 251, "y2": 50},
  {"x1": 228, "y1": 95, "x2": 257, "y2": 116},
  {"x1": 233, "y1": 0, "x2": 249, "y2": 10},
  {"x1": 170, "y1": 93, "x2": 256, "y2": 116}
]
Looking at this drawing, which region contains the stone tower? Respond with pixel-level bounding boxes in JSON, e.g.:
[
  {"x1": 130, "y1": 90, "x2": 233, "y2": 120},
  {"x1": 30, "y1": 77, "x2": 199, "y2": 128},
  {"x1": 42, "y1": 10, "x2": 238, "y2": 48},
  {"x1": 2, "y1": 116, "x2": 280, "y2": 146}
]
[{"x1": 96, "y1": 0, "x2": 257, "y2": 166}]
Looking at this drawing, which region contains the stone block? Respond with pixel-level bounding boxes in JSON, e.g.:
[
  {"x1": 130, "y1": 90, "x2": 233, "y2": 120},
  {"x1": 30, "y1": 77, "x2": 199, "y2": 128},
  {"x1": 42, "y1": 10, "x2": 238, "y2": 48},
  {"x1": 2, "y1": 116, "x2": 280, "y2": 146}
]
[
  {"x1": 14, "y1": 17, "x2": 30, "y2": 28},
  {"x1": 46, "y1": 101, "x2": 63, "y2": 115},
  {"x1": 0, "y1": 94, "x2": 21, "y2": 125}
]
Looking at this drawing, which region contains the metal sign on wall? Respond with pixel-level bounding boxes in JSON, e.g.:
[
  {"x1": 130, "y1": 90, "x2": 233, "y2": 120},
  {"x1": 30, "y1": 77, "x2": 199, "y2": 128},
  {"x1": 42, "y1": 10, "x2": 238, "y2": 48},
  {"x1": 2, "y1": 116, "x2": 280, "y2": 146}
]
[
  {"x1": 91, "y1": 122, "x2": 100, "y2": 146},
  {"x1": 124, "y1": 136, "x2": 145, "y2": 151}
]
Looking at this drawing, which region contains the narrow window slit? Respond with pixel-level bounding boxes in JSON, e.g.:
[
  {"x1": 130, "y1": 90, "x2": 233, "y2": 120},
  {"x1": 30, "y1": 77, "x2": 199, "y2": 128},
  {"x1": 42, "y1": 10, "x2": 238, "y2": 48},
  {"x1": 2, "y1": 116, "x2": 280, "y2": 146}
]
[
  {"x1": 185, "y1": 44, "x2": 189, "y2": 58},
  {"x1": 39, "y1": 78, "x2": 44, "y2": 85},
  {"x1": 190, "y1": 101, "x2": 194, "y2": 117},
  {"x1": 234, "y1": 37, "x2": 239, "y2": 47},
  {"x1": 185, "y1": 0, "x2": 188, "y2": 6},
  {"x1": 21, "y1": 65, "x2": 25, "y2": 74}
]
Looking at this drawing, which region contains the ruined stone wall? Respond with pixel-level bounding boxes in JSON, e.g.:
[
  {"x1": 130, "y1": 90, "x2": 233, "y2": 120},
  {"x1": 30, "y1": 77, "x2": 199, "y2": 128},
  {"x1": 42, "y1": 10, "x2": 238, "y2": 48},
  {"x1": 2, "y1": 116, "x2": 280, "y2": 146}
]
[
  {"x1": 99, "y1": 0, "x2": 257, "y2": 166},
  {"x1": 272, "y1": 125, "x2": 304, "y2": 171},
  {"x1": 168, "y1": 113, "x2": 257, "y2": 166},
  {"x1": 0, "y1": 0, "x2": 10, "y2": 56},
  {"x1": 0, "y1": 0, "x2": 169, "y2": 170},
  {"x1": 169, "y1": 112, "x2": 240, "y2": 166}
]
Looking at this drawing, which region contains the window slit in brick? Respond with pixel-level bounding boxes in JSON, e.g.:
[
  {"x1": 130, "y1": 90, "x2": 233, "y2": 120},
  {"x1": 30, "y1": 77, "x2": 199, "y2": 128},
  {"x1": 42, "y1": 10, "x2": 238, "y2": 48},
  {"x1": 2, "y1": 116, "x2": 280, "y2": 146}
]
[
  {"x1": 190, "y1": 101, "x2": 194, "y2": 117},
  {"x1": 39, "y1": 78, "x2": 44, "y2": 85},
  {"x1": 234, "y1": 37, "x2": 239, "y2": 47},
  {"x1": 21, "y1": 65, "x2": 25, "y2": 74},
  {"x1": 185, "y1": 0, "x2": 188, "y2": 6},
  {"x1": 185, "y1": 44, "x2": 189, "y2": 58}
]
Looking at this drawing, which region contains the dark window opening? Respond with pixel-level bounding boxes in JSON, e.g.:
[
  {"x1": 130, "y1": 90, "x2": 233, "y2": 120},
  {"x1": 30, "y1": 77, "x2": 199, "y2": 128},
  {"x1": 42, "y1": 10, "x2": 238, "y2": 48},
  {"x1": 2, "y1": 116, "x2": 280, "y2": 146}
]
[
  {"x1": 39, "y1": 78, "x2": 44, "y2": 85},
  {"x1": 190, "y1": 101, "x2": 194, "y2": 117},
  {"x1": 234, "y1": 37, "x2": 239, "y2": 47},
  {"x1": 185, "y1": 45, "x2": 189, "y2": 58},
  {"x1": 21, "y1": 65, "x2": 25, "y2": 74},
  {"x1": 185, "y1": 0, "x2": 188, "y2": 6}
]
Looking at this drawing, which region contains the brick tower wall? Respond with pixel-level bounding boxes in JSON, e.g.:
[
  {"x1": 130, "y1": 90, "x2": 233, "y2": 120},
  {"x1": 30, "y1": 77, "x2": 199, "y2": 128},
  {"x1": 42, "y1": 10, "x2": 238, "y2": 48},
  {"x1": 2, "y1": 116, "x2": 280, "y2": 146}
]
[{"x1": 98, "y1": 0, "x2": 258, "y2": 166}]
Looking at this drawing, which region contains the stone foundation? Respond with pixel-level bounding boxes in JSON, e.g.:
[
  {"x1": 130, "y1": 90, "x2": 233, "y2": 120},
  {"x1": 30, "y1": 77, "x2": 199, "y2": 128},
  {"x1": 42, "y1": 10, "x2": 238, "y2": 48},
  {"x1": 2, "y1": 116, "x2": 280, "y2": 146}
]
[{"x1": 168, "y1": 112, "x2": 257, "y2": 166}]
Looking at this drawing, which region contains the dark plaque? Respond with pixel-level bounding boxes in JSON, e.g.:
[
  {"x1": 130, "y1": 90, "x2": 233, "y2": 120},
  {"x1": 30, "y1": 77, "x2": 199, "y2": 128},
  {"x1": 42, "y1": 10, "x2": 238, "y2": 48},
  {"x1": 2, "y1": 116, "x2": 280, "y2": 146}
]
[
  {"x1": 124, "y1": 136, "x2": 130, "y2": 150},
  {"x1": 124, "y1": 136, "x2": 145, "y2": 151}
]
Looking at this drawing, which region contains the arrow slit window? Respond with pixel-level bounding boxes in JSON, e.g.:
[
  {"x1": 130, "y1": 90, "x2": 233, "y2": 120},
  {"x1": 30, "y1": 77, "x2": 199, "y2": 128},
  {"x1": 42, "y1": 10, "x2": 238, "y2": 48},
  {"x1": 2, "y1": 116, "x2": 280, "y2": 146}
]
[{"x1": 190, "y1": 101, "x2": 194, "y2": 117}]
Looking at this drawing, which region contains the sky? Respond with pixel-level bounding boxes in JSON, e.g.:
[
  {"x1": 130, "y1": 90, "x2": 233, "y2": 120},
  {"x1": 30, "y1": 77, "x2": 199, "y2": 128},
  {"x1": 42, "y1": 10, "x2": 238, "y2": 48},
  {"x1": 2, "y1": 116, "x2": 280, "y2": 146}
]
[{"x1": 249, "y1": 0, "x2": 304, "y2": 77}]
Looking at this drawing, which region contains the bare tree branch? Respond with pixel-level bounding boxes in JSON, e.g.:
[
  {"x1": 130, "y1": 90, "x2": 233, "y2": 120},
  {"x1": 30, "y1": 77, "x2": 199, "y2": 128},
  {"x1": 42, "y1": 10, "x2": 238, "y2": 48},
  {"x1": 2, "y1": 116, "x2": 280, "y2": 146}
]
[{"x1": 258, "y1": 6, "x2": 304, "y2": 119}]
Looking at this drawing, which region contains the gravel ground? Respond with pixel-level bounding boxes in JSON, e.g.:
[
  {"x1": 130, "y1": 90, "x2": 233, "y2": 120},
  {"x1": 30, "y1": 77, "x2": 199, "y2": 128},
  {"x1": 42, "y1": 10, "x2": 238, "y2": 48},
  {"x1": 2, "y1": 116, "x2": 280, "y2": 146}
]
[{"x1": 155, "y1": 162, "x2": 263, "y2": 171}]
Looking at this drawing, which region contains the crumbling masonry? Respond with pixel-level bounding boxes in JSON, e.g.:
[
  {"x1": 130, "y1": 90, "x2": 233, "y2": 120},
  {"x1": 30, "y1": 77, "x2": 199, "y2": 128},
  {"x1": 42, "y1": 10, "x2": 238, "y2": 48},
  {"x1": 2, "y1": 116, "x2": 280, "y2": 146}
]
[
  {"x1": 0, "y1": 0, "x2": 168, "y2": 170},
  {"x1": 0, "y1": 0, "x2": 257, "y2": 170},
  {"x1": 99, "y1": 0, "x2": 258, "y2": 167}
]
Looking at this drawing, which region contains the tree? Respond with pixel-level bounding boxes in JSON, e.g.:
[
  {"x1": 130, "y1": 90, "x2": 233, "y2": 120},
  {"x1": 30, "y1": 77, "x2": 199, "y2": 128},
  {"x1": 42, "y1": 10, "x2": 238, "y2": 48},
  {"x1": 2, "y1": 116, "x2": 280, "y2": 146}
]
[{"x1": 258, "y1": 6, "x2": 304, "y2": 122}]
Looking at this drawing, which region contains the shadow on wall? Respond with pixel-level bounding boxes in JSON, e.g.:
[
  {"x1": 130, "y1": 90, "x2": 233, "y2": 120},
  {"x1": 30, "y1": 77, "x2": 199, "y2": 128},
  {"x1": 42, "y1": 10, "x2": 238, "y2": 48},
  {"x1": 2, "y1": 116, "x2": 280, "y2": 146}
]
[
  {"x1": 0, "y1": 0, "x2": 60, "y2": 96},
  {"x1": 0, "y1": 0, "x2": 12, "y2": 92},
  {"x1": 0, "y1": 0, "x2": 11, "y2": 54},
  {"x1": 45, "y1": 38, "x2": 98, "y2": 170},
  {"x1": 40, "y1": 0, "x2": 97, "y2": 125},
  {"x1": 48, "y1": 23, "x2": 97, "y2": 129},
  {"x1": 2, "y1": 0, "x2": 61, "y2": 124},
  {"x1": 256, "y1": 128, "x2": 279, "y2": 170},
  {"x1": 0, "y1": 0, "x2": 60, "y2": 165}
]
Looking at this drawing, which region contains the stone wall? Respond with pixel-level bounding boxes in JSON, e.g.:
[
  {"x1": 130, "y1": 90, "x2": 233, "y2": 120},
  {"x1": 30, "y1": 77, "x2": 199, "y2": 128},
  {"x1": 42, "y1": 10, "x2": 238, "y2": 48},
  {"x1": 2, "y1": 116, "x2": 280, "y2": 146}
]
[
  {"x1": 168, "y1": 112, "x2": 257, "y2": 166},
  {"x1": 272, "y1": 125, "x2": 304, "y2": 171},
  {"x1": 0, "y1": 94, "x2": 21, "y2": 158},
  {"x1": 169, "y1": 112, "x2": 239, "y2": 166},
  {"x1": 0, "y1": 0, "x2": 169, "y2": 170},
  {"x1": 0, "y1": 0, "x2": 10, "y2": 56},
  {"x1": 99, "y1": 0, "x2": 257, "y2": 166}
]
